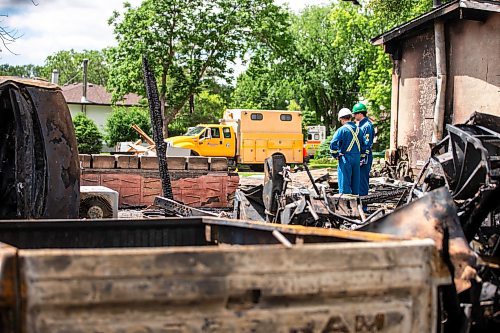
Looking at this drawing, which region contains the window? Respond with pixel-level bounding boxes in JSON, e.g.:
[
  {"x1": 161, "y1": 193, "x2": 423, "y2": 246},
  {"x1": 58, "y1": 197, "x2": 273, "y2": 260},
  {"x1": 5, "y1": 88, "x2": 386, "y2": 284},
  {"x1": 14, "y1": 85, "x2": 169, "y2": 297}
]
[
  {"x1": 314, "y1": 134, "x2": 320, "y2": 140},
  {"x1": 210, "y1": 127, "x2": 220, "y2": 138},
  {"x1": 280, "y1": 114, "x2": 292, "y2": 121},
  {"x1": 184, "y1": 126, "x2": 205, "y2": 136},
  {"x1": 251, "y1": 113, "x2": 263, "y2": 121},
  {"x1": 223, "y1": 127, "x2": 231, "y2": 138},
  {"x1": 307, "y1": 134, "x2": 313, "y2": 140},
  {"x1": 200, "y1": 129, "x2": 210, "y2": 139}
]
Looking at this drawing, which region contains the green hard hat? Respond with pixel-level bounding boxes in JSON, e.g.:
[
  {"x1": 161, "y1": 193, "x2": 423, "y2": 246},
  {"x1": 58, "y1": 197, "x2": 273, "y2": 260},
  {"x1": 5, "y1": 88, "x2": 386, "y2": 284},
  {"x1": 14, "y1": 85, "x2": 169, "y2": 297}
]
[{"x1": 352, "y1": 102, "x2": 367, "y2": 114}]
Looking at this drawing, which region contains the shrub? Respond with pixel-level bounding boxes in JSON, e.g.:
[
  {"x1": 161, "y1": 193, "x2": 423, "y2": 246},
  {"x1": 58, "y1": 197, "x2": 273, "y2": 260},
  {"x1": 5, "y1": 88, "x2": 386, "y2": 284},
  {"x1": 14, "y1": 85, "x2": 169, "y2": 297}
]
[
  {"x1": 73, "y1": 113, "x2": 103, "y2": 154},
  {"x1": 314, "y1": 133, "x2": 334, "y2": 159},
  {"x1": 105, "y1": 107, "x2": 152, "y2": 146}
]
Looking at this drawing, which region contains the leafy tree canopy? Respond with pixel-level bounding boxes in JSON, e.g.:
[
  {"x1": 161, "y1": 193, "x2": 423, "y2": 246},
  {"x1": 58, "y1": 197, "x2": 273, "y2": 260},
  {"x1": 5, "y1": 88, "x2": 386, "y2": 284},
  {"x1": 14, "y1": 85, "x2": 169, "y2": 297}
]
[
  {"x1": 232, "y1": 0, "x2": 437, "y2": 149},
  {"x1": 0, "y1": 64, "x2": 43, "y2": 78},
  {"x1": 105, "y1": 107, "x2": 152, "y2": 146},
  {"x1": 39, "y1": 49, "x2": 109, "y2": 86},
  {"x1": 107, "y1": 0, "x2": 290, "y2": 135},
  {"x1": 169, "y1": 90, "x2": 226, "y2": 136},
  {"x1": 73, "y1": 113, "x2": 103, "y2": 154}
]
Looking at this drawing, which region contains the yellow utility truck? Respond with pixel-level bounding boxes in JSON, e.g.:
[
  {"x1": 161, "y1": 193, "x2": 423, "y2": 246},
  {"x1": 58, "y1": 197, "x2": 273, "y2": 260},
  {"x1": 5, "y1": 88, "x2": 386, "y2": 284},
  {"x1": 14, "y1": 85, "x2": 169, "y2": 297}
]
[{"x1": 166, "y1": 109, "x2": 304, "y2": 167}]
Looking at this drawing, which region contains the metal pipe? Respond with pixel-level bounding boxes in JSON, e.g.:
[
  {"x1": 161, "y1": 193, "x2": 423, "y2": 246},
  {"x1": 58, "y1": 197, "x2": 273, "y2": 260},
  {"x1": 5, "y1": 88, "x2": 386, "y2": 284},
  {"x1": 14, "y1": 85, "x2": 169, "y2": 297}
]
[
  {"x1": 432, "y1": 19, "x2": 447, "y2": 142},
  {"x1": 51, "y1": 69, "x2": 59, "y2": 85},
  {"x1": 272, "y1": 230, "x2": 293, "y2": 248},
  {"x1": 82, "y1": 59, "x2": 88, "y2": 100},
  {"x1": 389, "y1": 61, "x2": 400, "y2": 155},
  {"x1": 82, "y1": 59, "x2": 89, "y2": 113},
  {"x1": 303, "y1": 163, "x2": 320, "y2": 196}
]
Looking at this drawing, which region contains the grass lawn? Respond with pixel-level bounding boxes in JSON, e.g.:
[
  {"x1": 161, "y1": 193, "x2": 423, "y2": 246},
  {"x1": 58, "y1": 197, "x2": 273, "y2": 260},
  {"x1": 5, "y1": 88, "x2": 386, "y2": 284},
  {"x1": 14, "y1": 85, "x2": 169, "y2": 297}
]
[
  {"x1": 238, "y1": 171, "x2": 263, "y2": 177},
  {"x1": 308, "y1": 158, "x2": 338, "y2": 169}
]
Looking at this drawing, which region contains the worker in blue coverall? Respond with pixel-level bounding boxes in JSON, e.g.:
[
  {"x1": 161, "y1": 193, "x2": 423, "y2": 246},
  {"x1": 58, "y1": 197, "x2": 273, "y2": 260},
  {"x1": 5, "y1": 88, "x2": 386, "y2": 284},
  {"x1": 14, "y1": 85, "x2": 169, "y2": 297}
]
[
  {"x1": 330, "y1": 108, "x2": 366, "y2": 195},
  {"x1": 352, "y1": 102, "x2": 375, "y2": 197}
]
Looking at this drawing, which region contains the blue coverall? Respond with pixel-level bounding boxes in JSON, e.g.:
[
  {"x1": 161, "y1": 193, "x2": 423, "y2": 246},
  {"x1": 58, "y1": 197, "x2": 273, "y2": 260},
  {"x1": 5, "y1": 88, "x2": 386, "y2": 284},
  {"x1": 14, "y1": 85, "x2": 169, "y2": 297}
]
[
  {"x1": 330, "y1": 122, "x2": 366, "y2": 195},
  {"x1": 359, "y1": 117, "x2": 375, "y2": 196}
]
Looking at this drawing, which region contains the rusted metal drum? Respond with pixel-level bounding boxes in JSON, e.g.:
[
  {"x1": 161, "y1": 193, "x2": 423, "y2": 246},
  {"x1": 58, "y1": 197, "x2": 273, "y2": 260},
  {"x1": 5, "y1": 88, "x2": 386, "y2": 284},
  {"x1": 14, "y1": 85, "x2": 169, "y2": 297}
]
[{"x1": 0, "y1": 77, "x2": 80, "y2": 219}]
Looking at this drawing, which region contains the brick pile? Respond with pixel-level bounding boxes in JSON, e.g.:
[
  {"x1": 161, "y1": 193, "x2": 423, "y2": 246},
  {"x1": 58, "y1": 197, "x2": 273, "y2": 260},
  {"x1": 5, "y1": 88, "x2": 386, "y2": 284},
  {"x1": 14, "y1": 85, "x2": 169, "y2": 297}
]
[{"x1": 79, "y1": 155, "x2": 239, "y2": 208}]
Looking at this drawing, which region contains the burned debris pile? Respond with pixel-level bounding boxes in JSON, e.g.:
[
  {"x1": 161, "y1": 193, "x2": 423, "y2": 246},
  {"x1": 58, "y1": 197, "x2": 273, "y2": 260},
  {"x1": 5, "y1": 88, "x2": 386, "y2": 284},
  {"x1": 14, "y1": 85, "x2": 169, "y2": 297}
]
[
  {"x1": 0, "y1": 77, "x2": 80, "y2": 219},
  {"x1": 156, "y1": 112, "x2": 500, "y2": 332}
]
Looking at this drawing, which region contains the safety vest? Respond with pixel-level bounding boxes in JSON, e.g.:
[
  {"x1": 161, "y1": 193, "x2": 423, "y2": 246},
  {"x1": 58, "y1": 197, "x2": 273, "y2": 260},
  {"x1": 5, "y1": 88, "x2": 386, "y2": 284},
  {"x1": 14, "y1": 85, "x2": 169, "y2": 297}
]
[{"x1": 345, "y1": 125, "x2": 360, "y2": 152}]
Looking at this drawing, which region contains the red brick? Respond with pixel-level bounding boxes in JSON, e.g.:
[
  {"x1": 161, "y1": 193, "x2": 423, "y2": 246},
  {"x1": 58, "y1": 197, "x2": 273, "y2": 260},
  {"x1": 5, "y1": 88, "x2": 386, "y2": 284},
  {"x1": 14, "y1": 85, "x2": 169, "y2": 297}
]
[
  {"x1": 92, "y1": 155, "x2": 116, "y2": 169},
  {"x1": 116, "y1": 155, "x2": 139, "y2": 169},
  {"x1": 140, "y1": 156, "x2": 159, "y2": 170},
  {"x1": 120, "y1": 187, "x2": 141, "y2": 206},
  {"x1": 81, "y1": 173, "x2": 100, "y2": 186},
  {"x1": 141, "y1": 177, "x2": 162, "y2": 205},
  {"x1": 79, "y1": 169, "x2": 239, "y2": 208}
]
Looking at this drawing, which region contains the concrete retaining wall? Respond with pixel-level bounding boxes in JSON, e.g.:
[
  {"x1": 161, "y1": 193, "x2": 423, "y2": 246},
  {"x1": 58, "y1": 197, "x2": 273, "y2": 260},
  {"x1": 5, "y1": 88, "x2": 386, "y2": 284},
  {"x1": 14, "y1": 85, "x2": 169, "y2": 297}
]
[{"x1": 79, "y1": 155, "x2": 239, "y2": 208}]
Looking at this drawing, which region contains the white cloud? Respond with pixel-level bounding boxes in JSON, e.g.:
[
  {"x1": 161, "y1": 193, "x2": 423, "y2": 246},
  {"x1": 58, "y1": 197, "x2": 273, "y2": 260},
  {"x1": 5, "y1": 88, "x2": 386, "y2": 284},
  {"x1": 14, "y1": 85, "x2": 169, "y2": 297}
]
[
  {"x1": 0, "y1": 0, "x2": 327, "y2": 66},
  {"x1": 1, "y1": 0, "x2": 142, "y2": 65}
]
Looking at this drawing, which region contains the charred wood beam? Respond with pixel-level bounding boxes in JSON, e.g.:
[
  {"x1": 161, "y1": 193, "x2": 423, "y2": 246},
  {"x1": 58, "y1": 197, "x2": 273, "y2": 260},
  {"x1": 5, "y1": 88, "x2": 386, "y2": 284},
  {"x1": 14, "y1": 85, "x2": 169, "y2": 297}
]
[
  {"x1": 154, "y1": 196, "x2": 218, "y2": 217},
  {"x1": 142, "y1": 56, "x2": 173, "y2": 200}
]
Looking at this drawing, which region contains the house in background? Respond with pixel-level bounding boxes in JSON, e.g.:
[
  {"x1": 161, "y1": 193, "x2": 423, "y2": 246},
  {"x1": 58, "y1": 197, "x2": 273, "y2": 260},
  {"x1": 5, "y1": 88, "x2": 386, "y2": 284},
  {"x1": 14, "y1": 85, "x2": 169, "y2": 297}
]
[{"x1": 61, "y1": 82, "x2": 142, "y2": 131}]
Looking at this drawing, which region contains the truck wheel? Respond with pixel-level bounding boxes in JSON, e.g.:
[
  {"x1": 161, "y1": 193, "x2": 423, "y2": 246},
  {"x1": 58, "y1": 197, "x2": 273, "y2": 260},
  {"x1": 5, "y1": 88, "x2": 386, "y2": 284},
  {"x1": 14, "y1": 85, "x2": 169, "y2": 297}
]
[{"x1": 190, "y1": 150, "x2": 199, "y2": 156}]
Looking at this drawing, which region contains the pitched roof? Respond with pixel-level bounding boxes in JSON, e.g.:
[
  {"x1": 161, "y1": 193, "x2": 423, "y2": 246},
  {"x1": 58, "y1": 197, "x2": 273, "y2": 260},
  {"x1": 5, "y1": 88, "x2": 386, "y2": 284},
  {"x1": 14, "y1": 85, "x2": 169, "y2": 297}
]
[
  {"x1": 61, "y1": 82, "x2": 141, "y2": 106},
  {"x1": 371, "y1": 0, "x2": 500, "y2": 47},
  {"x1": 0, "y1": 76, "x2": 60, "y2": 90}
]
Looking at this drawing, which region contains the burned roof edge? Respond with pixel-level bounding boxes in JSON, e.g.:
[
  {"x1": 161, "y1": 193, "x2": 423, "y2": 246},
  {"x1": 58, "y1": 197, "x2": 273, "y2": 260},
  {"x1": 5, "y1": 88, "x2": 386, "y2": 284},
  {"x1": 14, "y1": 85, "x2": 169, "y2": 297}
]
[
  {"x1": 371, "y1": 0, "x2": 500, "y2": 46},
  {"x1": 0, "y1": 76, "x2": 60, "y2": 90}
]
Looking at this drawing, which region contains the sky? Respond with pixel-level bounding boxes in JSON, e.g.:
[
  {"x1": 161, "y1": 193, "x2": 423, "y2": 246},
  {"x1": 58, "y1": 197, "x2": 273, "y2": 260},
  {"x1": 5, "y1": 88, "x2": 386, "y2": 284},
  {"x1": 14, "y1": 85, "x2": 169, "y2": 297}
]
[{"x1": 0, "y1": 0, "x2": 329, "y2": 66}]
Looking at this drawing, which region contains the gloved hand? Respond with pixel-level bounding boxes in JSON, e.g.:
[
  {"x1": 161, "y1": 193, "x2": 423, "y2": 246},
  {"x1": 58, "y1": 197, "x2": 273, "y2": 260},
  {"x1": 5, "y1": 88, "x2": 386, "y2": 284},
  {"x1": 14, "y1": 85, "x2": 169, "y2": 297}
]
[{"x1": 360, "y1": 154, "x2": 366, "y2": 166}]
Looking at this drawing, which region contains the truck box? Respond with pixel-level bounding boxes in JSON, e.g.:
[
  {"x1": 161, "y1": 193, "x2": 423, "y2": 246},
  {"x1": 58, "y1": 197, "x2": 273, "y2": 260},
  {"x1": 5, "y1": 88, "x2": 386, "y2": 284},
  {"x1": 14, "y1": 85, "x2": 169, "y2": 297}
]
[
  {"x1": 165, "y1": 110, "x2": 304, "y2": 166},
  {"x1": 0, "y1": 218, "x2": 450, "y2": 333}
]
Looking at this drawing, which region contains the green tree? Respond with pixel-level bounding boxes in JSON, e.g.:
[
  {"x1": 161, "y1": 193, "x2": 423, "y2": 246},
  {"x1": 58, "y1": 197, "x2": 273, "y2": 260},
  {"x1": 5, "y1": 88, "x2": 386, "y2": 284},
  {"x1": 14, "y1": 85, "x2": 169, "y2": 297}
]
[
  {"x1": 169, "y1": 90, "x2": 226, "y2": 136},
  {"x1": 233, "y1": 0, "x2": 436, "y2": 149},
  {"x1": 232, "y1": 4, "x2": 363, "y2": 132},
  {"x1": 367, "y1": 0, "x2": 434, "y2": 24},
  {"x1": 107, "y1": 0, "x2": 289, "y2": 136},
  {"x1": 73, "y1": 113, "x2": 103, "y2": 154},
  {"x1": 354, "y1": 0, "x2": 434, "y2": 149},
  {"x1": 105, "y1": 107, "x2": 152, "y2": 146},
  {"x1": 0, "y1": 64, "x2": 43, "y2": 77},
  {"x1": 39, "y1": 49, "x2": 109, "y2": 86},
  {"x1": 231, "y1": 63, "x2": 297, "y2": 110}
]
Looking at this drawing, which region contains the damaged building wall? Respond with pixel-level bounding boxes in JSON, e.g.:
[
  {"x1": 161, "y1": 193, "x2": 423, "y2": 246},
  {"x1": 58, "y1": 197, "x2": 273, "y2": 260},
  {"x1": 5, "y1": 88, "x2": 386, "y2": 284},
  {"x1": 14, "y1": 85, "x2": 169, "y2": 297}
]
[
  {"x1": 446, "y1": 15, "x2": 500, "y2": 124},
  {"x1": 381, "y1": 2, "x2": 500, "y2": 174},
  {"x1": 396, "y1": 29, "x2": 437, "y2": 169}
]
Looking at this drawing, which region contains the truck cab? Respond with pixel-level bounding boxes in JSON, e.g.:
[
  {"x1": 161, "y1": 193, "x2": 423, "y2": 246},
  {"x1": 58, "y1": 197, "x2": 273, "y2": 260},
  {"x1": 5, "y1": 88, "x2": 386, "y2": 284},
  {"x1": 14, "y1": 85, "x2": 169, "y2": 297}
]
[{"x1": 166, "y1": 125, "x2": 236, "y2": 158}]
